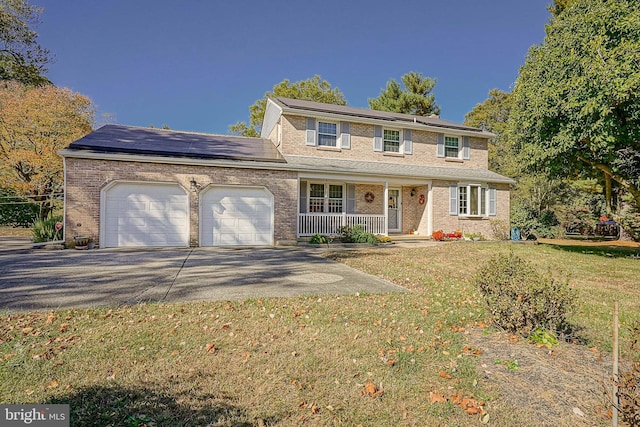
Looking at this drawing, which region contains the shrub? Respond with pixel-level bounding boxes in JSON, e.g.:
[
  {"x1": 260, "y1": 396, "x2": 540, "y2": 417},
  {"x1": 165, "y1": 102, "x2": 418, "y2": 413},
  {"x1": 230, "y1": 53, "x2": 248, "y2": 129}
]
[
  {"x1": 309, "y1": 234, "x2": 330, "y2": 244},
  {"x1": 0, "y1": 189, "x2": 39, "y2": 227},
  {"x1": 464, "y1": 232, "x2": 485, "y2": 241},
  {"x1": 511, "y1": 204, "x2": 561, "y2": 239},
  {"x1": 31, "y1": 216, "x2": 64, "y2": 243},
  {"x1": 489, "y1": 219, "x2": 510, "y2": 240},
  {"x1": 474, "y1": 252, "x2": 575, "y2": 336},
  {"x1": 338, "y1": 225, "x2": 378, "y2": 244},
  {"x1": 376, "y1": 235, "x2": 392, "y2": 243},
  {"x1": 617, "y1": 207, "x2": 640, "y2": 242},
  {"x1": 615, "y1": 321, "x2": 640, "y2": 426}
]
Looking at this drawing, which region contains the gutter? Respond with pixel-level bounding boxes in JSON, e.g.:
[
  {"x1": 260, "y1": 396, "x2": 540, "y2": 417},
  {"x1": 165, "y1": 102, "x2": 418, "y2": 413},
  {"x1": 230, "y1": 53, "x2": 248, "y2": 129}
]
[
  {"x1": 275, "y1": 104, "x2": 496, "y2": 139},
  {"x1": 58, "y1": 149, "x2": 515, "y2": 185}
]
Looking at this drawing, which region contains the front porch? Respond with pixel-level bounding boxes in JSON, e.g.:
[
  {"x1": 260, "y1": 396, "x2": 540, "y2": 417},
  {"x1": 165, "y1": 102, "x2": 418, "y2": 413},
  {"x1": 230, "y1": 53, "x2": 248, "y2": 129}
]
[
  {"x1": 298, "y1": 213, "x2": 386, "y2": 236},
  {"x1": 296, "y1": 180, "x2": 430, "y2": 237}
]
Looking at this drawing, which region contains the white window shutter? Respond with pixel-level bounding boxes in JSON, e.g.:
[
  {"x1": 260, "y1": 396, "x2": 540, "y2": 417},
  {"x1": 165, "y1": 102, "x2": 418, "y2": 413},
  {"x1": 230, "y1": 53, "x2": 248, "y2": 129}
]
[
  {"x1": 373, "y1": 125, "x2": 383, "y2": 152},
  {"x1": 437, "y1": 133, "x2": 445, "y2": 157},
  {"x1": 306, "y1": 118, "x2": 316, "y2": 146},
  {"x1": 463, "y1": 136, "x2": 470, "y2": 160},
  {"x1": 449, "y1": 185, "x2": 458, "y2": 215},
  {"x1": 489, "y1": 187, "x2": 497, "y2": 216},
  {"x1": 341, "y1": 121, "x2": 351, "y2": 149},
  {"x1": 403, "y1": 129, "x2": 412, "y2": 155}
]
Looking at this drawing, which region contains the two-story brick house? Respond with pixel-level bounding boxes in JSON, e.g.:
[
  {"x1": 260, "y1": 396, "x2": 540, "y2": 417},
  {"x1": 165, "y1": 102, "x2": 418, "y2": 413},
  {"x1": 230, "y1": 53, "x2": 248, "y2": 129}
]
[{"x1": 60, "y1": 97, "x2": 513, "y2": 247}]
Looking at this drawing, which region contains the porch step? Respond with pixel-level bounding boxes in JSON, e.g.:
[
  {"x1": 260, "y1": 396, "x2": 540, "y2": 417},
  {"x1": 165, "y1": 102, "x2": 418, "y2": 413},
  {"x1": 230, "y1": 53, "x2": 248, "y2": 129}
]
[{"x1": 388, "y1": 234, "x2": 432, "y2": 242}]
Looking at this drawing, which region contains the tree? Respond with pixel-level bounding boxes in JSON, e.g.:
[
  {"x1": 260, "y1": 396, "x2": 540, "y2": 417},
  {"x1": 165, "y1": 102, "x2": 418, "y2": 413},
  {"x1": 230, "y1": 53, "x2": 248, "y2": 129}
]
[
  {"x1": 368, "y1": 71, "x2": 440, "y2": 117},
  {"x1": 548, "y1": 0, "x2": 578, "y2": 17},
  {"x1": 511, "y1": 0, "x2": 640, "y2": 210},
  {"x1": 0, "y1": 0, "x2": 51, "y2": 85},
  {"x1": 230, "y1": 75, "x2": 347, "y2": 137},
  {"x1": 464, "y1": 89, "x2": 514, "y2": 175},
  {"x1": 0, "y1": 81, "x2": 94, "y2": 219}
]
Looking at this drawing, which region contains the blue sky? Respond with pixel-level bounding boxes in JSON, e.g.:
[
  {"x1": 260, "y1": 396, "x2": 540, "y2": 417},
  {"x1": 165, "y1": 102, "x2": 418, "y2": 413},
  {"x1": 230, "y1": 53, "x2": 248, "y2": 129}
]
[{"x1": 35, "y1": 1, "x2": 551, "y2": 134}]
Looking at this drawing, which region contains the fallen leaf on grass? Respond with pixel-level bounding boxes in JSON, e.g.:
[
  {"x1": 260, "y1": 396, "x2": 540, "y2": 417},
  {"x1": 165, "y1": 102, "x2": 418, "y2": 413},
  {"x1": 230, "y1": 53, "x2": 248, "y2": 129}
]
[
  {"x1": 361, "y1": 381, "x2": 384, "y2": 398},
  {"x1": 47, "y1": 380, "x2": 58, "y2": 389},
  {"x1": 59, "y1": 323, "x2": 70, "y2": 333},
  {"x1": 439, "y1": 371, "x2": 453, "y2": 379},
  {"x1": 46, "y1": 313, "x2": 55, "y2": 324},
  {"x1": 428, "y1": 391, "x2": 447, "y2": 404},
  {"x1": 205, "y1": 342, "x2": 216, "y2": 354}
]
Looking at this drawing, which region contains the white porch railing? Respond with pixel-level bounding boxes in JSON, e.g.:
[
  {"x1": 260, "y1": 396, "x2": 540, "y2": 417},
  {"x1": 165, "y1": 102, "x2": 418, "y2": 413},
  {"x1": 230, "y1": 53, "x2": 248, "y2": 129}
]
[{"x1": 298, "y1": 213, "x2": 386, "y2": 236}]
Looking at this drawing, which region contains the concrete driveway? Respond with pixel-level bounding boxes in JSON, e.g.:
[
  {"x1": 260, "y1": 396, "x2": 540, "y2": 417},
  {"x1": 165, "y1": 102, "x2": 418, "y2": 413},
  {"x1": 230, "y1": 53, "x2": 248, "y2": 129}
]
[{"x1": 0, "y1": 244, "x2": 406, "y2": 312}]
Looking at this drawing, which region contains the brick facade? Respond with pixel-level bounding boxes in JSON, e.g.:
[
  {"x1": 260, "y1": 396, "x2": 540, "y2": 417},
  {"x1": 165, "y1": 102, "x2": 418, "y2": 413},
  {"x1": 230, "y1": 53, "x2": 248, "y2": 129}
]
[
  {"x1": 431, "y1": 180, "x2": 511, "y2": 239},
  {"x1": 277, "y1": 115, "x2": 489, "y2": 169},
  {"x1": 64, "y1": 158, "x2": 298, "y2": 247}
]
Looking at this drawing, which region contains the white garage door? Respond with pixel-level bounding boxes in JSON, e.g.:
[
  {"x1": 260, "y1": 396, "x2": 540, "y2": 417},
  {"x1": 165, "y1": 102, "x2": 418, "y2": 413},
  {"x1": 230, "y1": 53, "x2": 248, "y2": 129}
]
[
  {"x1": 103, "y1": 182, "x2": 189, "y2": 247},
  {"x1": 200, "y1": 186, "x2": 273, "y2": 246}
]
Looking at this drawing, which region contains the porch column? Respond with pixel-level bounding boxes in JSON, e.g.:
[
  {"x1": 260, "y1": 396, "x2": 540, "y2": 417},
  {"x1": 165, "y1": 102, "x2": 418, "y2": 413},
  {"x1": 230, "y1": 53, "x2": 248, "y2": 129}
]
[{"x1": 384, "y1": 181, "x2": 389, "y2": 236}]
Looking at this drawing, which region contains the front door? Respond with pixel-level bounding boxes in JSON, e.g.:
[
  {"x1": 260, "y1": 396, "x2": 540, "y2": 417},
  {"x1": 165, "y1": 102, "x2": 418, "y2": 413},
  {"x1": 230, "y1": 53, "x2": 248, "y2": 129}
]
[{"x1": 388, "y1": 189, "x2": 401, "y2": 232}]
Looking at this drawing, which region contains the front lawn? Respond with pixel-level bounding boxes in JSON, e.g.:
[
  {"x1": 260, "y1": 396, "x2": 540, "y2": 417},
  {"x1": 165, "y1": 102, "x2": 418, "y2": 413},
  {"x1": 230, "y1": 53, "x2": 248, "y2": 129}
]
[{"x1": 1, "y1": 242, "x2": 638, "y2": 426}]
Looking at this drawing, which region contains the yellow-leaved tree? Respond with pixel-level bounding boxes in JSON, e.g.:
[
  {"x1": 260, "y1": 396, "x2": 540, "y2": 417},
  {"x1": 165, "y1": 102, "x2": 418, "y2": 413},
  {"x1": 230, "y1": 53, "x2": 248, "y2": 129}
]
[{"x1": 0, "y1": 81, "x2": 94, "y2": 219}]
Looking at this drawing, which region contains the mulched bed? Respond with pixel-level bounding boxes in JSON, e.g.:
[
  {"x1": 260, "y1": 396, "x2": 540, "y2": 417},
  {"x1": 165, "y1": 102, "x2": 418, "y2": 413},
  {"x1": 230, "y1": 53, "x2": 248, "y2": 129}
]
[{"x1": 467, "y1": 328, "x2": 614, "y2": 426}]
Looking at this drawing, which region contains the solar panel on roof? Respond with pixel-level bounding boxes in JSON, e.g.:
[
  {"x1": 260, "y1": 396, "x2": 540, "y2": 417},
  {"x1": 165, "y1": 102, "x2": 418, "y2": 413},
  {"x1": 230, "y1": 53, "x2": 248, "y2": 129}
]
[{"x1": 67, "y1": 124, "x2": 286, "y2": 163}]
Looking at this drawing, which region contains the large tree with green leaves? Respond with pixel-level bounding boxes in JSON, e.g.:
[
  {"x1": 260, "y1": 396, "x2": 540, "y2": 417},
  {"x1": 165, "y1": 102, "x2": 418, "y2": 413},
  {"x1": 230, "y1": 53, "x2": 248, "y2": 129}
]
[
  {"x1": 368, "y1": 71, "x2": 440, "y2": 117},
  {"x1": 0, "y1": 0, "x2": 51, "y2": 85},
  {"x1": 511, "y1": 0, "x2": 640, "y2": 210},
  {"x1": 230, "y1": 75, "x2": 346, "y2": 137}
]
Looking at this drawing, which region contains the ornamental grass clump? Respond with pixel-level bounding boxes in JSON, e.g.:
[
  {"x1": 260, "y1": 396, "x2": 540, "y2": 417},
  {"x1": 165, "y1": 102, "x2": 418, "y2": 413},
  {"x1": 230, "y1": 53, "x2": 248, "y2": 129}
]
[{"x1": 474, "y1": 252, "x2": 575, "y2": 337}]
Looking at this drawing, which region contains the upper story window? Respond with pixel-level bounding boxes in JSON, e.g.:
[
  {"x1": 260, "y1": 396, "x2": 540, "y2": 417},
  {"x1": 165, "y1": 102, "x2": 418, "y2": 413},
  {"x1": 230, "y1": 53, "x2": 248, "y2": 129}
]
[
  {"x1": 438, "y1": 133, "x2": 470, "y2": 160},
  {"x1": 445, "y1": 136, "x2": 460, "y2": 158},
  {"x1": 317, "y1": 122, "x2": 338, "y2": 147},
  {"x1": 306, "y1": 118, "x2": 350, "y2": 149},
  {"x1": 383, "y1": 129, "x2": 401, "y2": 153}
]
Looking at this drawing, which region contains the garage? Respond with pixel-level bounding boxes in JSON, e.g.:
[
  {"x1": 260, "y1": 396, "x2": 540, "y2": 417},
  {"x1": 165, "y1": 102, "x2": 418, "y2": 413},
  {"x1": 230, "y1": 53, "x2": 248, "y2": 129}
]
[
  {"x1": 102, "y1": 182, "x2": 189, "y2": 247},
  {"x1": 200, "y1": 186, "x2": 274, "y2": 246}
]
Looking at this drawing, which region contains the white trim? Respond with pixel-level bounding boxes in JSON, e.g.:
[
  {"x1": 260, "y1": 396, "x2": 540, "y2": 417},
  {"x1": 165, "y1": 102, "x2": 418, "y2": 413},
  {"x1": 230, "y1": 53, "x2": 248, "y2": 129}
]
[
  {"x1": 100, "y1": 180, "x2": 190, "y2": 248},
  {"x1": 260, "y1": 99, "x2": 283, "y2": 138},
  {"x1": 383, "y1": 182, "x2": 389, "y2": 236},
  {"x1": 444, "y1": 134, "x2": 462, "y2": 159},
  {"x1": 60, "y1": 150, "x2": 515, "y2": 184},
  {"x1": 456, "y1": 183, "x2": 492, "y2": 218},
  {"x1": 382, "y1": 128, "x2": 403, "y2": 154},
  {"x1": 317, "y1": 120, "x2": 339, "y2": 148},
  {"x1": 427, "y1": 181, "x2": 433, "y2": 236},
  {"x1": 388, "y1": 187, "x2": 402, "y2": 232},
  {"x1": 306, "y1": 180, "x2": 345, "y2": 213}
]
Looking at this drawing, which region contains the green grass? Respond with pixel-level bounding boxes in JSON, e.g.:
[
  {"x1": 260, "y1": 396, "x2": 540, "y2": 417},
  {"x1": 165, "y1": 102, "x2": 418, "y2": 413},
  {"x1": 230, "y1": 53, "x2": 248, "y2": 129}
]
[{"x1": 1, "y1": 242, "x2": 638, "y2": 426}]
